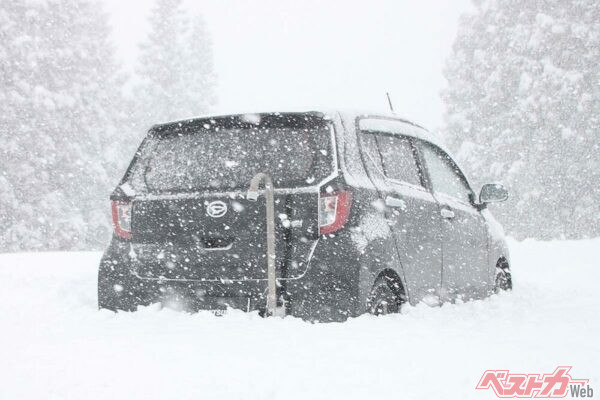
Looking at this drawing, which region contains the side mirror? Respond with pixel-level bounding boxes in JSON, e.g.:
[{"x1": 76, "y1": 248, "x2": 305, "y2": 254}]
[{"x1": 479, "y1": 183, "x2": 508, "y2": 204}]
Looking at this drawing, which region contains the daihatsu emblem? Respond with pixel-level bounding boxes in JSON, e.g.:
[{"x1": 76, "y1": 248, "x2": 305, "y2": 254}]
[{"x1": 206, "y1": 200, "x2": 227, "y2": 218}]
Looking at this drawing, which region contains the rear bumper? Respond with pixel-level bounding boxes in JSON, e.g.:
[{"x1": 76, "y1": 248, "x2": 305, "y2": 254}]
[{"x1": 100, "y1": 235, "x2": 363, "y2": 321}]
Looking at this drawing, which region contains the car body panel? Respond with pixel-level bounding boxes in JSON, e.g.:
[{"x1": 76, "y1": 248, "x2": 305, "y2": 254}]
[{"x1": 433, "y1": 192, "x2": 491, "y2": 301}]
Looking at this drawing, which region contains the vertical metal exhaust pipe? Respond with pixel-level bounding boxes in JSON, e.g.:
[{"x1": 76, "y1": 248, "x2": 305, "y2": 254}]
[{"x1": 247, "y1": 173, "x2": 277, "y2": 316}]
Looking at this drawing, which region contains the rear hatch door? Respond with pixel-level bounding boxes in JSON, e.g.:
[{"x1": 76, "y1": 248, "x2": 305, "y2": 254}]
[{"x1": 126, "y1": 113, "x2": 335, "y2": 281}]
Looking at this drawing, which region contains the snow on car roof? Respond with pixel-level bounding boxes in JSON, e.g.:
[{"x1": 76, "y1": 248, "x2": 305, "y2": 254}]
[{"x1": 152, "y1": 108, "x2": 447, "y2": 152}]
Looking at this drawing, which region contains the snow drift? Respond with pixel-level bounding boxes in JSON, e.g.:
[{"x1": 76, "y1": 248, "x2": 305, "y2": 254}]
[{"x1": 0, "y1": 238, "x2": 598, "y2": 399}]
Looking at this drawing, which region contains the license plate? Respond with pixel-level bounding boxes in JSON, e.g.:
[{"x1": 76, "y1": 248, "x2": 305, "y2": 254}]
[{"x1": 209, "y1": 309, "x2": 228, "y2": 316}]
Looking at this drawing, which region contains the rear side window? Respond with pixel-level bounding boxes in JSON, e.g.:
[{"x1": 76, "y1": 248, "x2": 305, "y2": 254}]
[
  {"x1": 360, "y1": 131, "x2": 422, "y2": 187},
  {"x1": 376, "y1": 135, "x2": 422, "y2": 186},
  {"x1": 361, "y1": 132, "x2": 385, "y2": 173}
]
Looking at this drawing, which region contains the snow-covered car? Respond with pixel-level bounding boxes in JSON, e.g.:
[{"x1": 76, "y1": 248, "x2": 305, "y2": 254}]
[{"x1": 98, "y1": 110, "x2": 511, "y2": 321}]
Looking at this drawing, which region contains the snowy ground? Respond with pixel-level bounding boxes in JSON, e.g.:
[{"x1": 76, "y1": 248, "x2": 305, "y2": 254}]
[{"x1": 0, "y1": 239, "x2": 598, "y2": 400}]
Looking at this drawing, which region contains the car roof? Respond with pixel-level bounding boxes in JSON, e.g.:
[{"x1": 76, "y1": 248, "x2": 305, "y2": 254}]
[{"x1": 151, "y1": 108, "x2": 448, "y2": 153}]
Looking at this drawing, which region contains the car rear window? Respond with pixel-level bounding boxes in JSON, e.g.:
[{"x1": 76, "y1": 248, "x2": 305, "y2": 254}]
[{"x1": 133, "y1": 114, "x2": 334, "y2": 192}]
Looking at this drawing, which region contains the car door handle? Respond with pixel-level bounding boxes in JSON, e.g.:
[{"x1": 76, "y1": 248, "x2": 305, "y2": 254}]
[
  {"x1": 385, "y1": 196, "x2": 406, "y2": 209},
  {"x1": 440, "y1": 208, "x2": 455, "y2": 219}
]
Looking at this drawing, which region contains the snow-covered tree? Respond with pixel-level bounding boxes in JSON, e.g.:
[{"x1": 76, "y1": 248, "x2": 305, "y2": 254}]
[
  {"x1": 443, "y1": 0, "x2": 600, "y2": 239},
  {"x1": 0, "y1": 0, "x2": 127, "y2": 251},
  {"x1": 134, "y1": 0, "x2": 216, "y2": 125}
]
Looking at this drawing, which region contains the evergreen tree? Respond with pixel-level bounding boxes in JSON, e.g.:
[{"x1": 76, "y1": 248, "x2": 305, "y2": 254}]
[
  {"x1": 134, "y1": 0, "x2": 216, "y2": 125},
  {"x1": 443, "y1": 0, "x2": 600, "y2": 239},
  {"x1": 0, "y1": 0, "x2": 126, "y2": 251}
]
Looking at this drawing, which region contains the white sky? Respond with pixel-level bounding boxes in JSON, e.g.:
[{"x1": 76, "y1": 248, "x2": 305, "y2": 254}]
[{"x1": 103, "y1": 0, "x2": 472, "y2": 130}]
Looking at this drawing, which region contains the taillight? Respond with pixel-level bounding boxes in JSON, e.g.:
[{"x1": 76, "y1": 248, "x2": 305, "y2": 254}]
[
  {"x1": 111, "y1": 200, "x2": 132, "y2": 239},
  {"x1": 319, "y1": 191, "x2": 352, "y2": 235}
]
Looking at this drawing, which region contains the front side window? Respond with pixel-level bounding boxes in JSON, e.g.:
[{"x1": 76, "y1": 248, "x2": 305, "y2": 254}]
[{"x1": 420, "y1": 144, "x2": 472, "y2": 203}]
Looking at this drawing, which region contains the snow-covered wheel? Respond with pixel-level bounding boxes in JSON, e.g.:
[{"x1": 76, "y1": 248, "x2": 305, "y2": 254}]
[
  {"x1": 495, "y1": 262, "x2": 513, "y2": 293},
  {"x1": 368, "y1": 276, "x2": 402, "y2": 316}
]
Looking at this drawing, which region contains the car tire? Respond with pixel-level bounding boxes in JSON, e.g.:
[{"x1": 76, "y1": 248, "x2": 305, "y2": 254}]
[
  {"x1": 368, "y1": 277, "x2": 402, "y2": 316},
  {"x1": 495, "y1": 267, "x2": 513, "y2": 292}
]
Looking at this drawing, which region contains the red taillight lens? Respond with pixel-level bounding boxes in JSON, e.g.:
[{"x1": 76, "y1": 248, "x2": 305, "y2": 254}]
[
  {"x1": 319, "y1": 191, "x2": 352, "y2": 235},
  {"x1": 111, "y1": 200, "x2": 132, "y2": 239}
]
